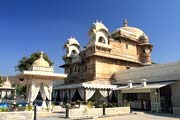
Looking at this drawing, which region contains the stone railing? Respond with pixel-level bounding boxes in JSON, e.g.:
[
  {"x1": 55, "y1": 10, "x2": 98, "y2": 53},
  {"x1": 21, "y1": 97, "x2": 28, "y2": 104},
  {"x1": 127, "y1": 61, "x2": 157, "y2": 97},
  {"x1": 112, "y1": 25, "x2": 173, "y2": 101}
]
[
  {"x1": 30, "y1": 66, "x2": 54, "y2": 72},
  {"x1": 0, "y1": 111, "x2": 33, "y2": 120},
  {"x1": 69, "y1": 107, "x2": 130, "y2": 119}
]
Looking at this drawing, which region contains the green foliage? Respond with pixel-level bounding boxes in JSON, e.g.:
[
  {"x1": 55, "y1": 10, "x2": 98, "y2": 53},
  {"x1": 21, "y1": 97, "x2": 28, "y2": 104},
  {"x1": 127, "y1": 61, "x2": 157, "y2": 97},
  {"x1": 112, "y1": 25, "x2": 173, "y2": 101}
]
[
  {"x1": 25, "y1": 104, "x2": 32, "y2": 111},
  {"x1": 0, "y1": 75, "x2": 3, "y2": 86},
  {"x1": 86, "y1": 101, "x2": 95, "y2": 108},
  {"x1": 16, "y1": 84, "x2": 26, "y2": 95},
  {"x1": 0, "y1": 108, "x2": 8, "y2": 112},
  {"x1": 15, "y1": 52, "x2": 53, "y2": 72}
]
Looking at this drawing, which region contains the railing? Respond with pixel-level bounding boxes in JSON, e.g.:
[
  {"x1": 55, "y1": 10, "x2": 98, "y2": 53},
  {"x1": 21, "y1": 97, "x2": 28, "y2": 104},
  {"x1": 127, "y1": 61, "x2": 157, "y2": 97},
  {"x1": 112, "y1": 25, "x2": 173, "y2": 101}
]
[{"x1": 30, "y1": 66, "x2": 54, "y2": 72}]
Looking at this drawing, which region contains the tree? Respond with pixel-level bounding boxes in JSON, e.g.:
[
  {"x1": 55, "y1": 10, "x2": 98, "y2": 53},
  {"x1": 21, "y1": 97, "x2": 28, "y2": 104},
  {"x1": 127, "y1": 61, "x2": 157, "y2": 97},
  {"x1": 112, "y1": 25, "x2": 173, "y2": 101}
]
[
  {"x1": 15, "y1": 52, "x2": 53, "y2": 72},
  {"x1": 0, "y1": 75, "x2": 3, "y2": 86}
]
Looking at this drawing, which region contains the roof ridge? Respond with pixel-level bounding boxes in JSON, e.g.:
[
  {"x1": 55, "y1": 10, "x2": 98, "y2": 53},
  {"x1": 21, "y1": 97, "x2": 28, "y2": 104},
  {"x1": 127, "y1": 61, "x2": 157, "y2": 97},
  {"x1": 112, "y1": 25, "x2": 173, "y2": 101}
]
[{"x1": 116, "y1": 61, "x2": 180, "y2": 74}]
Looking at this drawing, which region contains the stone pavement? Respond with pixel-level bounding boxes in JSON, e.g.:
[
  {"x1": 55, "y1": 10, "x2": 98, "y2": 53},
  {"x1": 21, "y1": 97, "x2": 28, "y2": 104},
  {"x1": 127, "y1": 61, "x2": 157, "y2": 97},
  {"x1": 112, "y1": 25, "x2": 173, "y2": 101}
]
[
  {"x1": 95, "y1": 112, "x2": 180, "y2": 120},
  {"x1": 37, "y1": 111, "x2": 180, "y2": 120},
  {"x1": 37, "y1": 112, "x2": 65, "y2": 120}
]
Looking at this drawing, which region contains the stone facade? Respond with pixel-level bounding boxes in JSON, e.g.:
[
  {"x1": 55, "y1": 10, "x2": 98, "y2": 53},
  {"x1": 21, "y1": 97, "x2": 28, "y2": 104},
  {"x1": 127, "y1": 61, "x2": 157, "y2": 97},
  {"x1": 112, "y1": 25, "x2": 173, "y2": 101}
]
[{"x1": 61, "y1": 19, "x2": 153, "y2": 84}]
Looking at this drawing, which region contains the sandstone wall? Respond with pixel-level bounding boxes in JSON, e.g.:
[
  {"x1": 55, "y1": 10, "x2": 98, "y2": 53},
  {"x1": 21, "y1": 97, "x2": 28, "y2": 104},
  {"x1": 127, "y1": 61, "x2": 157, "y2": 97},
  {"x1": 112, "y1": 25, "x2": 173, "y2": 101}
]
[
  {"x1": 69, "y1": 107, "x2": 130, "y2": 119},
  {"x1": 0, "y1": 111, "x2": 33, "y2": 120}
]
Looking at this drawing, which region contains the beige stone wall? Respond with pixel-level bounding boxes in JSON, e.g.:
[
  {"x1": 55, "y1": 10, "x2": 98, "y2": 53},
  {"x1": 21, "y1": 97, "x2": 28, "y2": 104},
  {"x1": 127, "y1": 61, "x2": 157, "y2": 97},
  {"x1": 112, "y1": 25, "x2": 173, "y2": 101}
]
[
  {"x1": 95, "y1": 56, "x2": 141, "y2": 82},
  {"x1": 0, "y1": 111, "x2": 33, "y2": 120},
  {"x1": 120, "y1": 39, "x2": 137, "y2": 55},
  {"x1": 69, "y1": 107, "x2": 130, "y2": 118},
  {"x1": 64, "y1": 34, "x2": 151, "y2": 84},
  {"x1": 95, "y1": 57, "x2": 126, "y2": 80},
  {"x1": 108, "y1": 39, "x2": 139, "y2": 62}
]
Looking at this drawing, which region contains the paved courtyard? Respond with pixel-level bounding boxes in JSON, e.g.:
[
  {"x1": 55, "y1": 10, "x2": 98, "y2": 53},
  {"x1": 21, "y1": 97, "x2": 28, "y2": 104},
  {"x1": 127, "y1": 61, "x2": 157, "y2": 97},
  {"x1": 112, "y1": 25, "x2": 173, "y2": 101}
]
[{"x1": 37, "y1": 112, "x2": 180, "y2": 120}]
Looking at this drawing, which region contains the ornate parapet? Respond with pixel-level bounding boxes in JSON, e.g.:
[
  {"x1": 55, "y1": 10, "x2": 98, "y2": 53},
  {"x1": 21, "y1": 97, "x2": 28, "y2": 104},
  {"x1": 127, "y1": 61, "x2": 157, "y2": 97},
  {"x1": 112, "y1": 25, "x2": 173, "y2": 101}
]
[{"x1": 29, "y1": 66, "x2": 54, "y2": 72}]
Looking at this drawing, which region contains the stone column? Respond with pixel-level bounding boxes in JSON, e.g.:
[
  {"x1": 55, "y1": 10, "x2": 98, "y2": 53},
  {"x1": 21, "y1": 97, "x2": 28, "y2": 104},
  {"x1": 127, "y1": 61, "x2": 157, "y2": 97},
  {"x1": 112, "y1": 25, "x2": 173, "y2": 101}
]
[
  {"x1": 69, "y1": 89, "x2": 71, "y2": 103},
  {"x1": 83, "y1": 88, "x2": 86, "y2": 102},
  {"x1": 117, "y1": 91, "x2": 123, "y2": 107},
  {"x1": 107, "y1": 89, "x2": 110, "y2": 104},
  {"x1": 150, "y1": 89, "x2": 161, "y2": 112}
]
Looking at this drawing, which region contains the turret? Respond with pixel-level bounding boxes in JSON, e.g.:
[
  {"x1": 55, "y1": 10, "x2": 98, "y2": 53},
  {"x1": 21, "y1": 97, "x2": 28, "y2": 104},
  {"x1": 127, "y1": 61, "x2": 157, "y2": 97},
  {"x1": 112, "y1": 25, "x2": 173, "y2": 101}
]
[
  {"x1": 63, "y1": 37, "x2": 81, "y2": 64},
  {"x1": 87, "y1": 20, "x2": 110, "y2": 48}
]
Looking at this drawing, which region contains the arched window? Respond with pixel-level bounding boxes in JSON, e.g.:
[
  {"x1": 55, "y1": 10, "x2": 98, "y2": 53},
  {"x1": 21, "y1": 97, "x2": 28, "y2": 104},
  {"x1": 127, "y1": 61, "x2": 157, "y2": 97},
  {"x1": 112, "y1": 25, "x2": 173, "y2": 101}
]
[
  {"x1": 71, "y1": 50, "x2": 78, "y2": 56},
  {"x1": 98, "y1": 37, "x2": 106, "y2": 43}
]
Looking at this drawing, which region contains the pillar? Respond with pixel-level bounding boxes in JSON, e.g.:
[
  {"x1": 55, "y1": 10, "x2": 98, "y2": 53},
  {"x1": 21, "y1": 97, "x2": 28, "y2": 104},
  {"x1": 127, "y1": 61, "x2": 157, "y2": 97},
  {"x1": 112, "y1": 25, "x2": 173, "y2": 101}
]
[
  {"x1": 69, "y1": 89, "x2": 71, "y2": 103},
  {"x1": 150, "y1": 89, "x2": 161, "y2": 112},
  {"x1": 83, "y1": 88, "x2": 86, "y2": 102},
  {"x1": 117, "y1": 91, "x2": 123, "y2": 107},
  {"x1": 107, "y1": 89, "x2": 110, "y2": 104},
  {"x1": 48, "y1": 82, "x2": 53, "y2": 112}
]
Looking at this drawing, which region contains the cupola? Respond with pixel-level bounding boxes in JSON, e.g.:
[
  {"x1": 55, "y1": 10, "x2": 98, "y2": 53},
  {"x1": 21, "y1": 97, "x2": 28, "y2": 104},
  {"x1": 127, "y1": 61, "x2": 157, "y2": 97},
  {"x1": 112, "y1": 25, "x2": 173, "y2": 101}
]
[{"x1": 33, "y1": 51, "x2": 50, "y2": 67}]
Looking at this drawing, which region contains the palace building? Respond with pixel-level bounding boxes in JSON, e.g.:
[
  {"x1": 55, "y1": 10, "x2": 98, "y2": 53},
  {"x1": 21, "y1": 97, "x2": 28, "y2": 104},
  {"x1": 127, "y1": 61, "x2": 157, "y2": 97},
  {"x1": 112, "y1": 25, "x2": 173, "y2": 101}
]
[{"x1": 54, "y1": 19, "x2": 180, "y2": 114}]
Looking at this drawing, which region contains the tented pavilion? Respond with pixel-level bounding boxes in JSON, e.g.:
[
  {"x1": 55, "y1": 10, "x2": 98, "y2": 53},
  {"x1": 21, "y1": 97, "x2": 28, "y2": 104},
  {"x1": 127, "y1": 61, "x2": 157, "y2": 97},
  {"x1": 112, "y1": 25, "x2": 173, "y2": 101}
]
[
  {"x1": 0, "y1": 77, "x2": 15, "y2": 102},
  {"x1": 17, "y1": 51, "x2": 67, "y2": 111}
]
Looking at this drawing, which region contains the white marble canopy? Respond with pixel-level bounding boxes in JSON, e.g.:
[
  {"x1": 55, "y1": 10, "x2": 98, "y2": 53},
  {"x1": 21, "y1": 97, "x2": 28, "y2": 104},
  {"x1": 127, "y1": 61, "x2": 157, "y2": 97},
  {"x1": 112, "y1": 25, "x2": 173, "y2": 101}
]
[{"x1": 17, "y1": 51, "x2": 67, "y2": 111}]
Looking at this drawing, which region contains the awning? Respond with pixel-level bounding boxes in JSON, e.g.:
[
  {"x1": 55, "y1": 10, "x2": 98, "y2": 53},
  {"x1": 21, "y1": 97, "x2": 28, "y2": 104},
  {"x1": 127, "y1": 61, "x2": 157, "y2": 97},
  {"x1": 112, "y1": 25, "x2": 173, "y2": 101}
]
[
  {"x1": 54, "y1": 83, "x2": 117, "y2": 90},
  {"x1": 114, "y1": 81, "x2": 174, "y2": 91}
]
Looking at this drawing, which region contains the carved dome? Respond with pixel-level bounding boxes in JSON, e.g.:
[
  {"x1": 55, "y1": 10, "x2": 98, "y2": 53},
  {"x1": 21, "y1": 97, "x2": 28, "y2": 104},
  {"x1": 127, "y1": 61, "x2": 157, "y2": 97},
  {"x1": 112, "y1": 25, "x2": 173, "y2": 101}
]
[
  {"x1": 33, "y1": 51, "x2": 50, "y2": 67},
  {"x1": 112, "y1": 19, "x2": 148, "y2": 41}
]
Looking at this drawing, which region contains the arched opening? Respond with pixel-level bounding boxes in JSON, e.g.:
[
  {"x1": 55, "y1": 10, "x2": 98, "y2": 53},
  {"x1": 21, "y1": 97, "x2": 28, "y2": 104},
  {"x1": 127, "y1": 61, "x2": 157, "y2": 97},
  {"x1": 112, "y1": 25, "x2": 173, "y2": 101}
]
[
  {"x1": 98, "y1": 37, "x2": 106, "y2": 43},
  {"x1": 71, "y1": 50, "x2": 78, "y2": 56}
]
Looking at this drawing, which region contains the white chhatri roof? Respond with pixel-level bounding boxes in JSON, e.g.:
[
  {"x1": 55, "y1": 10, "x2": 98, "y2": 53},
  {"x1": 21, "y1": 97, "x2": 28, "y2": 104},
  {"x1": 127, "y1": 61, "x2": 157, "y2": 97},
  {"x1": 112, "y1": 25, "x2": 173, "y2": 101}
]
[{"x1": 18, "y1": 70, "x2": 67, "y2": 80}]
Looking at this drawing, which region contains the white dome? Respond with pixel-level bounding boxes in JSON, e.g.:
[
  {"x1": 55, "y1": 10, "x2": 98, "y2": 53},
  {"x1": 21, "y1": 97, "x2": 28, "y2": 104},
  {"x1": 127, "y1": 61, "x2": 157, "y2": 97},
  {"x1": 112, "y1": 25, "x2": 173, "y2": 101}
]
[
  {"x1": 3, "y1": 77, "x2": 12, "y2": 88},
  {"x1": 33, "y1": 51, "x2": 50, "y2": 67}
]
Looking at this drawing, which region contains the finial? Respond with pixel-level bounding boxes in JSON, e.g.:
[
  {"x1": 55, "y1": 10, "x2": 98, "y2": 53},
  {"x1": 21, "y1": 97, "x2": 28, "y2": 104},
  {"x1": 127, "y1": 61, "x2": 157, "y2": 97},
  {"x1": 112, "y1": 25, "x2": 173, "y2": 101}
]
[
  {"x1": 123, "y1": 18, "x2": 128, "y2": 27},
  {"x1": 40, "y1": 51, "x2": 43, "y2": 58},
  {"x1": 95, "y1": 19, "x2": 102, "y2": 23}
]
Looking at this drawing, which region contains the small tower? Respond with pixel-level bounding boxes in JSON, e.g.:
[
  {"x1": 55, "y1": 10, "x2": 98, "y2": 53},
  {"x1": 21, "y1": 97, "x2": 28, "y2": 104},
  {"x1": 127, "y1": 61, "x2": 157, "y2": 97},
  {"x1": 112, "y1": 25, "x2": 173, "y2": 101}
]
[
  {"x1": 87, "y1": 20, "x2": 110, "y2": 48},
  {"x1": 140, "y1": 38, "x2": 153, "y2": 65},
  {"x1": 63, "y1": 37, "x2": 81, "y2": 64}
]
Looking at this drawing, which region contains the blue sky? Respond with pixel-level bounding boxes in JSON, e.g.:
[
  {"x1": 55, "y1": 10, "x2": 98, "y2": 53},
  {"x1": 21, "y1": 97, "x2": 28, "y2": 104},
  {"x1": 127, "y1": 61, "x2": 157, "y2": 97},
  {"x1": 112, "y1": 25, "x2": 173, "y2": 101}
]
[{"x1": 0, "y1": 0, "x2": 180, "y2": 75}]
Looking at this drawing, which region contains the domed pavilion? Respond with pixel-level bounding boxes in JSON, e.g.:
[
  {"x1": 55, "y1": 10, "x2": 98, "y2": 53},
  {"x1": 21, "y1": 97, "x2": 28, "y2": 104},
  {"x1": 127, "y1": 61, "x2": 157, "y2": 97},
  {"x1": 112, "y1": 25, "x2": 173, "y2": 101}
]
[{"x1": 17, "y1": 51, "x2": 67, "y2": 111}]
